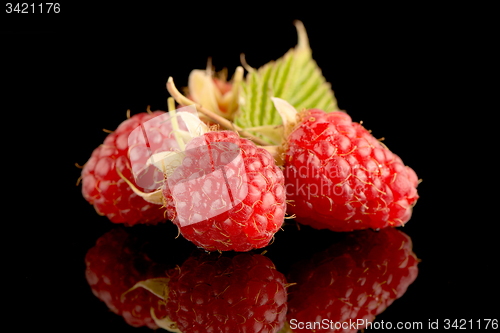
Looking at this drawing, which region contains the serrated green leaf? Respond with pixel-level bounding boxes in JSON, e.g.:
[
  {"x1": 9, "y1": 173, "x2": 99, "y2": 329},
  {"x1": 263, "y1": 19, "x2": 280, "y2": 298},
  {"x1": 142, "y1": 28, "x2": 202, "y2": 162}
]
[{"x1": 234, "y1": 21, "x2": 338, "y2": 144}]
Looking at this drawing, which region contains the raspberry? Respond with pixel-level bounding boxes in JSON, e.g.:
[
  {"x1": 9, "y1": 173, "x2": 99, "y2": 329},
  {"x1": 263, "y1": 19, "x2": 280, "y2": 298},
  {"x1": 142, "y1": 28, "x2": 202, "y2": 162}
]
[
  {"x1": 284, "y1": 109, "x2": 419, "y2": 231},
  {"x1": 286, "y1": 227, "x2": 419, "y2": 332},
  {"x1": 164, "y1": 252, "x2": 288, "y2": 333},
  {"x1": 80, "y1": 111, "x2": 172, "y2": 226},
  {"x1": 162, "y1": 130, "x2": 286, "y2": 252},
  {"x1": 84, "y1": 228, "x2": 169, "y2": 329}
]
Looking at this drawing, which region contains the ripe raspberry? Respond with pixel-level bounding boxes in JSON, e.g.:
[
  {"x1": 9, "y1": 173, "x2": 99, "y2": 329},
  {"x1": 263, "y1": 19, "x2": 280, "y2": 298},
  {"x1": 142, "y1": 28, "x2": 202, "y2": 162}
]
[
  {"x1": 81, "y1": 111, "x2": 173, "y2": 226},
  {"x1": 84, "y1": 228, "x2": 169, "y2": 329},
  {"x1": 284, "y1": 109, "x2": 419, "y2": 231},
  {"x1": 286, "y1": 227, "x2": 418, "y2": 333},
  {"x1": 164, "y1": 252, "x2": 288, "y2": 333},
  {"x1": 162, "y1": 130, "x2": 287, "y2": 252}
]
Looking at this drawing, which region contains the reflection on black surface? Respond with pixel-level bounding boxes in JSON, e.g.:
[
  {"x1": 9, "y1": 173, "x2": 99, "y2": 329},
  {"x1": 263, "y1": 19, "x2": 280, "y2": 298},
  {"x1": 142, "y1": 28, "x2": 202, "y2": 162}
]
[
  {"x1": 85, "y1": 228, "x2": 170, "y2": 329},
  {"x1": 84, "y1": 227, "x2": 288, "y2": 332},
  {"x1": 84, "y1": 226, "x2": 418, "y2": 332},
  {"x1": 164, "y1": 251, "x2": 288, "y2": 332},
  {"x1": 286, "y1": 228, "x2": 418, "y2": 332}
]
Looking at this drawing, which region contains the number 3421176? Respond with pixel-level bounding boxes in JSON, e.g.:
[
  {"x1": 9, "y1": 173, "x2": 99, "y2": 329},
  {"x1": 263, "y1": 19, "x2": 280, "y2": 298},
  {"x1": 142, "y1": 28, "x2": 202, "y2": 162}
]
[
  {"x1": 6, "y1": 3, "x2": 60, "y2": 13},
  {"x1": 444, "y1": 319, "x2": 498, "y2": 329}
]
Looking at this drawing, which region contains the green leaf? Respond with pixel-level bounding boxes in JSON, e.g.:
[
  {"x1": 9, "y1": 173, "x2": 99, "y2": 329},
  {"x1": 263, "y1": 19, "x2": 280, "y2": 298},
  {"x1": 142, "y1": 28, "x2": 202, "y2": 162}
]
[{"x1": 235, "y1": 21, "x2": 338, "y2": 144}]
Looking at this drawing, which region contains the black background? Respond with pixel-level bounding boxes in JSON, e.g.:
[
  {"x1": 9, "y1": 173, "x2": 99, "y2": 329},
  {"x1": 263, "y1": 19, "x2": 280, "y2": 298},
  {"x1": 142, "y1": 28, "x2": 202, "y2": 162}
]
[{"x1": 4, "y1": 3, "x2": 496, "y2": 332}]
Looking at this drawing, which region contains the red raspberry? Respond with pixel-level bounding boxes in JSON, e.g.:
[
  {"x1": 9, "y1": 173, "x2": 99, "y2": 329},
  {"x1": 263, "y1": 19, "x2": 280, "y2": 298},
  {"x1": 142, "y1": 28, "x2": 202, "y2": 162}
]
[
  {"x1": 81, "y1": 111, "x2": 172, "y2": 226},
  {"x1": 84, "y1": 228, "x2": 169, "y2": 329},
  {"x1": 165, "y1": 252, "x2": 288, "y2": 333},
  {"x1": 284, "y1": 109, "x2": 419, "y2": 231},
  {"x1": 162, "y1": 130, "x2": 286, "y2": 252},
  {"x1": 286, "y1": 227, "x2": 419, "y2": 332}
]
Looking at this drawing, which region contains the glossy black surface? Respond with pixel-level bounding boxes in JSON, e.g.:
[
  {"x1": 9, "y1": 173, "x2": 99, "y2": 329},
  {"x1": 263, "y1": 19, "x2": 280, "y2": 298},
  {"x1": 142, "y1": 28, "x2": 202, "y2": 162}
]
[{"x1": 7, "y1": 5, "x2": 497, "y2": 332}]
